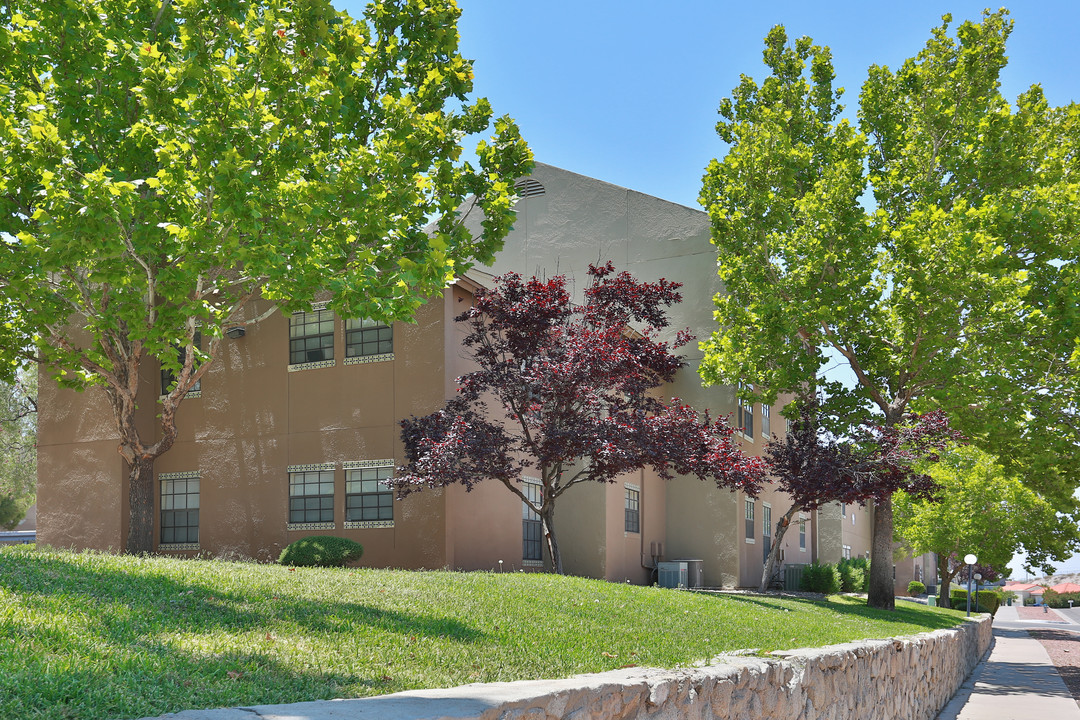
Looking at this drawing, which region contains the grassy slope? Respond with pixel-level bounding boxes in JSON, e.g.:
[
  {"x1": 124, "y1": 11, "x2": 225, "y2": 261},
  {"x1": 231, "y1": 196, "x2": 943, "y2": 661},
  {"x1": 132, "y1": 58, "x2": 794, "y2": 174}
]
[{"x1": 0, "y1": 547, "x2": 969, "y2": 720}]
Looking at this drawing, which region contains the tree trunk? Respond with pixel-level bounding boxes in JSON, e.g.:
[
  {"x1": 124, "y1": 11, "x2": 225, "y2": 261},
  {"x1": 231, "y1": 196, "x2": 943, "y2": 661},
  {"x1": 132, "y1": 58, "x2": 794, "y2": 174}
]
[
  {"x1": 938, "y1": 560, "x2": 958, "y2": 609},
  {"x1": 867, "y1": 496, "x2": 896, "y2": 610},
  {"x1": 541, "y1": 505, "x2": 563, "y2": 574},
  {"x1": 759, "y1": 505, "x2": 800, "y2": 592},
  {"x1": 126, "y1": 455, "x2": 156, "y2": 554}
]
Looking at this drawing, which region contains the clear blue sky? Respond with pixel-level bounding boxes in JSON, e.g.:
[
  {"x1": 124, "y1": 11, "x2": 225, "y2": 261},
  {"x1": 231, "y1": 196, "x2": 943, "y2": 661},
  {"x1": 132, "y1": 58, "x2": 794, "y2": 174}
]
[
  {"x1": 339, "y1": 0, "x2": 1080, "y2": 209},
  {"x1": 333, "y1": 0, "x2": 1080, "y2": 579}
]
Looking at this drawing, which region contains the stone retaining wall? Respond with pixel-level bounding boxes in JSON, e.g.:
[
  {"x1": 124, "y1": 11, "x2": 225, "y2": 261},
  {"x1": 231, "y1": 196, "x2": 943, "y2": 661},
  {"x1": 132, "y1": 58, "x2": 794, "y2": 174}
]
[{"x1": 166, "y1": 616, "x2": 992, "y2": 720}]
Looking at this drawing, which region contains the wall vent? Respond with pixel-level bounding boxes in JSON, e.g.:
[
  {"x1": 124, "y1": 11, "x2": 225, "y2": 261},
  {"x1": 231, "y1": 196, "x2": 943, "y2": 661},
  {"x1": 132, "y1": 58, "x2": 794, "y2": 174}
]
[{"x1": 514, "y1": 178, "x2": 545, "y2": 198}]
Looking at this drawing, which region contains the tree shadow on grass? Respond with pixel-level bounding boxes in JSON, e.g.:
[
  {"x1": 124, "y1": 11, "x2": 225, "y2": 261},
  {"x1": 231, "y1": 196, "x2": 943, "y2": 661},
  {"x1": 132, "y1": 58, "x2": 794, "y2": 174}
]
[
  {"x1": 697, "y1": 592, "x2": 966, "y2": 631},
  {"x1": 0, "y1": 549, "x2": 487, "y2": 719},
  {"x1": 0, "y1": 548, "x2": 483, "y2": 642}
]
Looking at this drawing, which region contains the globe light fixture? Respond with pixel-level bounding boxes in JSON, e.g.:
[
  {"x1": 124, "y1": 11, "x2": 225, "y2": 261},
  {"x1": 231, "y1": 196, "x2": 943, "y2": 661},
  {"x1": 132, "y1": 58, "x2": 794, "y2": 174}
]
[{"x1": 964, "y1": 554, "x2": 978, "y2": 617}]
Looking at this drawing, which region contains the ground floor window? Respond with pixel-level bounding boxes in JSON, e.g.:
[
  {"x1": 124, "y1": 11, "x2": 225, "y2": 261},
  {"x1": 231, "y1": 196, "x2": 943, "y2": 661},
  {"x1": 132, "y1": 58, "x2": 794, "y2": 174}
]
[
  {"x1": 289, "y1": 466, "x2": 334, "y2": 524},
  {"x1": 160, "y1": 471, "x2": 199, "y2": 545},
  {"x1": 799, "y1": 514, "x2": 806, "y2": 551},
  {"x1": 522, "y1": 480, "x2": 542, "y2": 562},
  {"x1": 345, "y1": 461, "x2": 394, "y2": 523},
  {"x1": 762, "y1": 503, "x2": 772, "y2": 563},
  {"x1": 624, "y1": 485, "x2": 640, "y2": 533},
  {"x1": 744, "y1": 498, "x2": 755, "y2": 542}
]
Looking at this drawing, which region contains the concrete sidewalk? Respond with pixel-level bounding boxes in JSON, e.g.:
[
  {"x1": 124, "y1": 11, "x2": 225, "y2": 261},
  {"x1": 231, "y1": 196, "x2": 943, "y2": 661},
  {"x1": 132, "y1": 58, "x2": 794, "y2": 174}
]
[{"x1": 936, "y1": 605, "x2": 1080, "y2": 720}]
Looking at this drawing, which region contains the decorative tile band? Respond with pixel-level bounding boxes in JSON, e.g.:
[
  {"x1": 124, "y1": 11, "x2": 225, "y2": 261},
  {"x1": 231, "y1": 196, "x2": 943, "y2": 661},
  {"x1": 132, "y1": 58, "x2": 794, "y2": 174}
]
[
  {"x1": 522, "y1": 560, "x2": 544, "y2": 568},
  {"x1": 159, "y1": 543, "x2": 200, "y2": 551},
  {"x1": 344, "y1": 520, "x2": 394, "y2": 529},
  {"x1": 624, "y1": 482, "x2": 641, "y2": 491},
  {"x1": 342, "y1": 459, "x2": 395, "y2": 470},
  {"x1": 185, "y1": 390, "x2": 202, "y2": 399},
  {"x1": 287, "y1": 522, "x2": 336, "y2": 531},
  {"x1": 288, "y1": 359, "x2": 335, "y2": 372},
  {"x1": 311, "y1": 300, "x2": 330, "y2": 311},
  {"x1": 344, "y1": 353, "x2": 394, "y2": 366},
  {"x1": 159, "y1": 470, "x2": 200, "y2": 481},
  {"x1": 287, "y1": 462, "x2": 336, "y2": 472}
]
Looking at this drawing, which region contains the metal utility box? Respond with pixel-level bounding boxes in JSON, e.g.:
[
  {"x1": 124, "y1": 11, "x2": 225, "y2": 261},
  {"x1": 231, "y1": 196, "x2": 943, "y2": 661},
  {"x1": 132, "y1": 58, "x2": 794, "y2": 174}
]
[{"x1": 657, "y1": 560, "x2": 704, "y2": 589}]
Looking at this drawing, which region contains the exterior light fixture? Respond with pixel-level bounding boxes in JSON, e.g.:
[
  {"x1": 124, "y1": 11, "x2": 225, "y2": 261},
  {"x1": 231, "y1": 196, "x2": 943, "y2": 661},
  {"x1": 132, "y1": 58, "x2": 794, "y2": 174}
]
[{"x1": 225, "y1": 326, "x2": 246, "y2": 339}]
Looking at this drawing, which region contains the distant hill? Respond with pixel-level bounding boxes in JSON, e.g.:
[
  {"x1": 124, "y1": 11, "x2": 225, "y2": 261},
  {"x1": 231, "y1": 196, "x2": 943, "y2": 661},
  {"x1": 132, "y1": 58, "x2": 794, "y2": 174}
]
[{"x1": 1023, "y1": 572, "x2": 1080, "y2": 586}]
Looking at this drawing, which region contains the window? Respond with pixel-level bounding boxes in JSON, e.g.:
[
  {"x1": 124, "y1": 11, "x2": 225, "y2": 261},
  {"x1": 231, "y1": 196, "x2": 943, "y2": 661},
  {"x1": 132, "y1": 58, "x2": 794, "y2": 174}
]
[
  {"x1": 288, "y1": 467, "x2": 334, "y2": 525},
  {"x1": 744, "y1": 498, "x2": 755, "y2": 542},
  {"x1": 522, "y1": 480, "x2": 542, "y2": 562},
  {"x1": 843, "y1": 544, "x2": 852, "y2": 559},
  {"x1": 799, "y1": 514, "x2": 806, "y2": 551},
  {"x1": 841, "y1": 502, "x2": 846, "y2": 517},
  {"x1": 289, "y1": 308, "x2": 335, "y2": 367},
  {"x1": 762, "y1": 503, "x2": 772, "y2": 563},
  {"x1": 737, "y1": 383, "x2": 754, "y2": 439},
  {"x1": 160, "y1": 471, "x2": 199, "y2": 546},
  {"x1": 762, "y1": 405, "x2": 771, "y2": 439},
  {"x1": 345, "y1": 461, "x2": 394, "y2": 526},
  {"x1": 161, "y1": 331, "x2": 202, "y2": 396},
  {"x1": 624, "y1": 486, "x2": 640, "y2": 534},
  {"x1": 345, "y1": 317, "x2": 393, "y2": 363}
]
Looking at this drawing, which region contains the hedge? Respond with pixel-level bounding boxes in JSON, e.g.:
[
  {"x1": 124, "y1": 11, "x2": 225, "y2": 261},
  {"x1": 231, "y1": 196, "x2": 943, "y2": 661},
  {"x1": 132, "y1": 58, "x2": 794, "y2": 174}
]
[{"x1": 278, "y1": 536, "x2": 364, "y2": 568}]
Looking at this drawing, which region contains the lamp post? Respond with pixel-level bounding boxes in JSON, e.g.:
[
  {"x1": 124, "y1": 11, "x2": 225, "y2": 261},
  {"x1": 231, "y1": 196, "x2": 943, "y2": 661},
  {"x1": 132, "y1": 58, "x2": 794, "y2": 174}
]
[{"x1": 964, "y1": 553, "x2": 978, "y2": 617}]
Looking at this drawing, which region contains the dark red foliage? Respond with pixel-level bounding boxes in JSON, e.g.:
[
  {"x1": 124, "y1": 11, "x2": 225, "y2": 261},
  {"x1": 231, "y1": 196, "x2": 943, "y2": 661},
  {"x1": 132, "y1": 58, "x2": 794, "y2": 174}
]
[
  {"x1": 949, "y1": 556, "x2": 1003, "y2": 584},
  {"x1": 397, "y1": 263, "x2": 766, "y2": 570},
  {"x1": 765, "y1": 399, "x2": 960, "y2": 510}
]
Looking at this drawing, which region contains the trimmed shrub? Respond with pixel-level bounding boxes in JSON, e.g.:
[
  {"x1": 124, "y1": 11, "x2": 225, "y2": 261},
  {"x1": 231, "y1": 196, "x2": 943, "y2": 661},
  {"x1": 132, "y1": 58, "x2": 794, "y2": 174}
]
[
  {"x1": 1042, "y1": 588, "x2": 1061, "y2": 608},
  {"x1": 950, "y1": 588, "x2": 970, "y2": 609},
  {"x1": 974, "y1": 590, "x2": 1000, "y2": 616},
  {"x1": 837, "y1": 558, "x2": 867, "y2": 593},
  {"x1": 908, "y1": 580, "x2": 926, "y2": 597},
  {"x1": 800, "y1": 561, "x2": 841, "y2": 594},
  {"x1": 278, "y1": 536, "x2": 364, "y2": 568}
]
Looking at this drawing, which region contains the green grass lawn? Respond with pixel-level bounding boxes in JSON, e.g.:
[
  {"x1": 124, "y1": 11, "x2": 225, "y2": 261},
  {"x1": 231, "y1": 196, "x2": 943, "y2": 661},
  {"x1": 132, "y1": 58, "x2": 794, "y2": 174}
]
[{"x1": 0, "y1": 546, "x2": 969, "y2": 720}]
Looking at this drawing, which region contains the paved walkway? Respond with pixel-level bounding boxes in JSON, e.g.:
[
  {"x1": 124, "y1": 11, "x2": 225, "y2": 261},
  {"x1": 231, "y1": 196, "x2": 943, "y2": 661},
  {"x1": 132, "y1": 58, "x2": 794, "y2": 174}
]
[{"x1": 936, "y1": 604, "x2": 1080, "y2": 720}]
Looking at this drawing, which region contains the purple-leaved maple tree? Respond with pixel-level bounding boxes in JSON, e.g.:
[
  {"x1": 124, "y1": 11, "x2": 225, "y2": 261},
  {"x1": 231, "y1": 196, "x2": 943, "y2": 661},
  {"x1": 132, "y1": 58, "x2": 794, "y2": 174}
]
[
  {"x1": 759, "y1": 395, "x2": 958, "y2": 592},
  {"x1": 396, "y1": 262, "x2": 766, "y2": 574}
]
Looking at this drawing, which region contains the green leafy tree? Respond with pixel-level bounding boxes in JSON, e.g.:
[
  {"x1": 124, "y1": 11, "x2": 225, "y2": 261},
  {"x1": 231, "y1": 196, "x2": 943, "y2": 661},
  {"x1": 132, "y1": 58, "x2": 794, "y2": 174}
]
[
  {"x1": 0, "y1": 0, "x2": 531, "y2": 552},
  {"x1": 894, "y1": 445, "x2": 1080, "y2": 609},
  {"x1": 0, "y1": 366, "x2": 35, "y2": 529},
  {"x1": 699, "y1": 10, "x2": 1078, "y2": 609}
]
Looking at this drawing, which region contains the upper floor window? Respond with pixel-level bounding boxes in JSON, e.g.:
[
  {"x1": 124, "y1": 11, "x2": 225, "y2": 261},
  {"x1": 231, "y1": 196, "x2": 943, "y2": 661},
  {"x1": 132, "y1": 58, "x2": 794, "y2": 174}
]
[
  {"x1": 624, "y1": 486, "x2": 640, "y2": 533},
  {"x1": 290, "y1": 309, "x2": 335, "y2": 366},
  {"x1": 761, "y1": 404, "x2": 771, "y2": 439},
  {"x1": 345, "y1": 318, "x2": 393, "y2": 361},
  {"x1": 737, "y1": 382, "x2": 754, "y2": 439},
  {"x1": 161, "y1": 331, "x2": 202, "y2": 396}
]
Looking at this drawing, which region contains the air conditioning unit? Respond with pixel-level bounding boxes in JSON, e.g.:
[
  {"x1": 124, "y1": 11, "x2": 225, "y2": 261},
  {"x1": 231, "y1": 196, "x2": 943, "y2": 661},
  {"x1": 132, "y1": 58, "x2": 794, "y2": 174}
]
[{"x1": 658, "y1": 559, "x2": 704, "y2": 589}]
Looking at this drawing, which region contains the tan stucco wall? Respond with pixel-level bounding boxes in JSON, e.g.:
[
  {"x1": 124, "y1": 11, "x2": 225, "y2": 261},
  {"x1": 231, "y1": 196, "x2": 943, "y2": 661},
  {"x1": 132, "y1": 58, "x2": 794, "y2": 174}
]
[{"x1": 39, "y1": 292, "x2": 462, "y2": 568}]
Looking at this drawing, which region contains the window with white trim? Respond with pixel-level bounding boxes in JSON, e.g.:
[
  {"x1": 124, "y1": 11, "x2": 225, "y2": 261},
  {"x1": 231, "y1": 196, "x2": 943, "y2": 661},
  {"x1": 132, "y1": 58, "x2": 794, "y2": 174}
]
[
  {"x1": 761, "y1": 404, "x2": 771, "y2": 439},
  {"x1": 737, "y1": 383, "x2": 754, "y2": 440},
  {"x1": 522, "y1": 480, "x2": 542, "y2": 562},
  {"x1": 345, "y1": 318, "x2": 393, "y2": 363},
  {"x1": 624, "y1": 486, "x2": 640, "y2": 534},
  {"x1": 289, "y1": 308, "x2": 335, "y2": 367},
  {"x1": 288, "y1": 466, "x2": 335, "y2": 525},
  {"x1": 799, "y1": 514, "x2": 806, "y2": 551},
  {"x1": 744, "y1": 498, "x2": 755, "y2": 542},
  {"x1": 345, "y1": 460, "x2": 394, "y2": 526},
  {"x1": 762, "y1": 503, "x2": 772, "y2": 563},
  {"x1": 160, "y1": 471, "x2": 199, "y2": 547}
]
